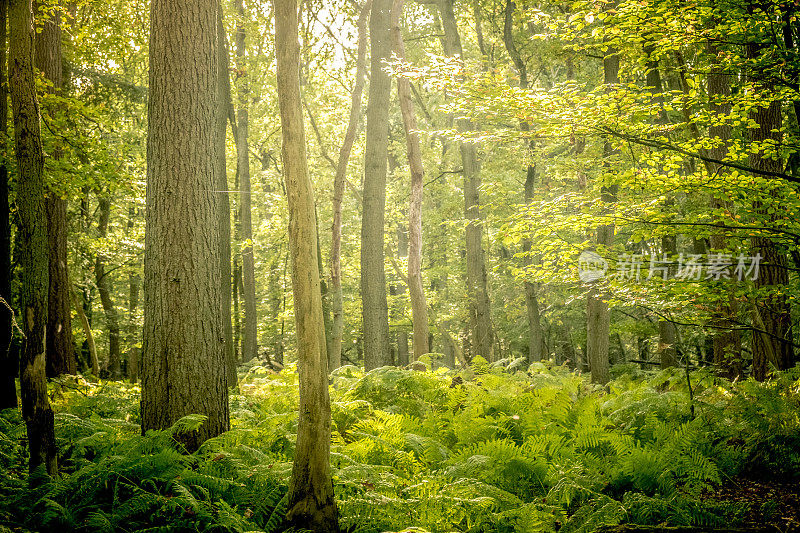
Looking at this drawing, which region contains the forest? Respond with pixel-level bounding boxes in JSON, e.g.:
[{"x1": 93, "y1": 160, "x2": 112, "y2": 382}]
[{"x1": 1, "y1": 0, "x2": 800, "y2": 531}]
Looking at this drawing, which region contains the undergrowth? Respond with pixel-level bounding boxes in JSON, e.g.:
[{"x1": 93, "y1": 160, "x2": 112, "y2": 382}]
[{"x1": 1, "y1": 359, "x2": 798, "y2": 532}]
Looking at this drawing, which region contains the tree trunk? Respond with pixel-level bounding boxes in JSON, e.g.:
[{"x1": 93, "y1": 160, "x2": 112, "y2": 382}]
[
  {"x1": 705, "y1": 43, "x2": 742, "y2": 378},
  {"x1": 502, "y1": 0, "x2": 543, "y2": 363},
  {"x1": 746, "y1": 18, "x2": 794, "y2": 380},
  {"x1": 0, "y1": 0, "x2": 17, "y2": 410},
  {"x1": 9, "y1": 0, "x2": 58, "y2": 474},
  {"x1": 331, "y1": 0, "x2": 370, "y2": 371},
  {"x1": 95, "y1": 197, "x2": 121, "y2": 378},
  {"x1": 391, "y1": 0, "x2": 429, "y2": 360},
  {"x1": 275, "y1": 0, "x2": 340, "y2": 529},
  {"x1": 438, "y1": 0, "x2": 493, "y2": 361},
  {"x1": 73, "y1": 290, "x2": 99, "y2": 376},
  {"x1": 35, "y1": 1, "x2": 75, "y2": 377},
  {"x1": 586, "y1": 40, "x2": 619, "y2": 385},
  {"x1": 217, "y1": 9, "x2": 236, "y2": 387},
  {"x1": 127, "y1": 224, "x2": 140, "y2": 383},
  {"x1": 234, "y1": 0, "x2": 258, "y2": 364},
  {"x1": 142, "y1": 0, "x2": 229, "y2": 449},
  {"x1": 361, "y1": 0, "x2": 393, "y2": 370}
]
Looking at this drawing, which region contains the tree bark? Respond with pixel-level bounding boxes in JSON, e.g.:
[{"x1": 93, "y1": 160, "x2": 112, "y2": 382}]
[
  {"x1": 95, "y1": 197, "x2": 121, "y2": 378},
  {"x1": 9, "y1": 0, "x2": 58, "y2": 474},
  {"x1": 234, "y1": 0, "x2": 258, "y2": 364},
  {"x1": 217, "y1": 9, "x2": 236, "y2": 387},
  {"x1": 586, "y1": 39, "x2": 619, "y2": 385},
  {"x1": 73, "y1": 289, "x2": 99, "y2": 376},
  {"x1": 361, "y1": 0, "x2": 393, "y2": 370},
  {"x1": 0, "y1": 0, "x2": 17, "y2": 409},
  {"x1": 35, "y1": 1, "x2": 75, "y2": 377},
  {"x1": 275, "y1": 0, "x2": 340, "y2": 529},
  {"x1": 438, "y1": 0, "x2": 493, "y2": 361},
  {"x1": 391, "y1": 0, "x2": 429, "y2": 360},
  {"x1": 331, "y1": 0, "x2": 370, "y2": 371},
  {"x1": 142, "y1": 0, "x2": 229, "y2": 449}
]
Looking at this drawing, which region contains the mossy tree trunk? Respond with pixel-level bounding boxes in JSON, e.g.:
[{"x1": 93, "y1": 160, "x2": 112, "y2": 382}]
[{"x1": 9, "y1": 0, "x2": 58, "y2": 474}]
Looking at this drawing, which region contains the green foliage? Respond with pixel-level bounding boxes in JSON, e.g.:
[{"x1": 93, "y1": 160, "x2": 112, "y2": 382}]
[{"x1": 3, "y1": 365, "x2": 800, "y2": 532}]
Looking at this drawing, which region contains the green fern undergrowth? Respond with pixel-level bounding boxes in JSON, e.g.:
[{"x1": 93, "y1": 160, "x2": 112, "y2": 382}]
[{"x1": 1, "y1": 359, "x2": 799, "y2": 533}]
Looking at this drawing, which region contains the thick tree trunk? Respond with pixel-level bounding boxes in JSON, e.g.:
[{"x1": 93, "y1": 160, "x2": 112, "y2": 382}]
[
  {"x1": 586, "y1": 44, "x2": 619, "y2": 385},
  {"x1": 35, "y1": 1, "x2": 75, "y2": 377},
  {"x1": 142, "y1": 0, "x2": 229, "y2": 449},
  {"x1": 0, "y1": 0, "x2": 17, "y2": 409},
  {"x1": 95, "y1": 198, "x2": 121, "y2": 378},
  {"x1": 9, "y1": 0, "x2": 58, "y2": 474},
  {"x1": 438, "y1": 0, "x2": 493, "y2": 361},
  {"x1": 275, "y1": 0, "x2": 340, "y2": 529},
  {"x1": 217, "y1": 10, "x2": 236, "y2": 387},
  {"x1": 330, "y1": 0, "x2": 370, "y2": 371},
  {"x1": 234, "y1": 0, "x2": 258, "y2": 364},
  {"x1": 361, "y1": 0, "x2": 393, "y2": 370},
  {"x1": 391, "y1": 0, "x2": 429, "y2": 360}
]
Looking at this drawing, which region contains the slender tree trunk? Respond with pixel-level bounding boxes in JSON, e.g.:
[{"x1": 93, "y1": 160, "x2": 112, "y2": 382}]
[
  {"x1": 95, "y1": 198, "x2": 121, "y2": 378},
  {"x1": 0, "y1": 0, "x2": 17, "y2": 409},
  {"x1": 330, "y1": 0, "x2": 370, "y2": 371},
  {"x1": 391, "y1": 0, "x2": 429, "y2": 360},
  {"x1": 438, "y1": 0, "x2": 493, "y2": 361},
  {"x1": 127, "y1": 207, "x2": 139, "y2": 382},
  {"x1": 142, "y1": 0, "x2": 229, "y2": 449},
  {"x1": 705, "y1": 41, "x2": 742, "y2": 378},
  {"x1": 586, "y1": 41, "x2": 619, "y2": 385},
  {"x1": 73, "y1": 290, "x2": 99, "y2": 376},
  {"x1": 275, "y1": 0, "x2": 339, "y2": 528},
  {"x1": 361, "y1": 0, "x2": 393, "y2": 370},
  {"x1": 217, "y1": 10, "x2": 236, "y2": 387},
  {"x1": 746, "y1": 14, "x2": 794, "y2": 380},
  {"x1": 9, "y1": 0, "x2": 57, "y2": 474},
  {"x1": 641, "y1": 51, "x2": 679, "y2": 370},
  {"x1": 502, "y1": 0, "x2": 543, "y2": 362},
  {"x1": 234, "y1": 0, "x2": 258, "y2": 363},
  {"x1": 35, "y1": 1, "x2": 75, "y2": 377}
]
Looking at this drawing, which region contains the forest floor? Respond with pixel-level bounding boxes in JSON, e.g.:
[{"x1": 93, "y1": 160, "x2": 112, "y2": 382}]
[
  {"x1": 704, "y1": 478, "x2": 800, "y2": 532},
  {"x1": 1, "y1": 360, "x2": 800, "y2": 532}
]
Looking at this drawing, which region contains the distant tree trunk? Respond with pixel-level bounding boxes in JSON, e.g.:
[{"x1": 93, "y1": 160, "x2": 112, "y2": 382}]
[
  {"x1": 586, "y1": 40, "x2": 618, "y2": 385},
  {"x1": 0, "y1": 0, "x2": 17, "y2": 410},
  {"x1": 438, "y1": 0, "x2": 493, "y2": 361},
  {"x1": 391, "y1": 0, "x2": 429, "y2": 360},
  {"x1": 142, "y1": 0, "x2": 229, "y2": 449},
  {"x1": 502, "y1": 0, "x2": 543, "y2": 362},
  {"x1": 642, "y1": 51, "x2": 679, "y2": 370},
  {"x1": 35, "y1": 1, "x2": 75, "y2": 377},
  {"x1": 234, "y1": 0, "x2": 258, "y2": 363},
  {"x1": 217, "y1": 10, "x2": 236, "y2": 387},
  {"x1": 705, "y1": 43, "x2": 741, "y2": 378},
  {"x1": 361, "y1": 0, "x2": 393, "y2": 370},
  {"x1": 73, "y1": 290, "x2": 99, "y2": 376},
  {"x1": 126, "y1": 207, "x2": 139, "y2": 383},
  {"x1": 275, "y1": 0, "x2": 340, "y2": 529},
  {"x1": 746, "y1": 17, "x2": 794, "y2": 380},
  {"x1": 95, "y1": 197, "x2": 121, "y2": 378},
  {"x1": 330, "y1": 0, "x2": 370, "y2": 371},
  {"x1": 9, "y1": 0, "x2": 58, "y2": 474}
]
